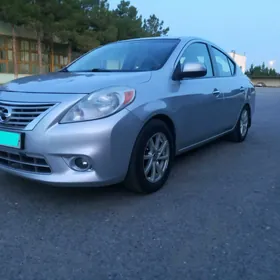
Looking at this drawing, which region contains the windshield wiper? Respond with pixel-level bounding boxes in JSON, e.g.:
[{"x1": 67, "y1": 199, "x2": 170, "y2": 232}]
[
  {"x1": 91, "y1": 68, "x2": 113, "y2": 72},
  {"x1": 60, "y1": 68, "x2": 114, "y2": 73}
]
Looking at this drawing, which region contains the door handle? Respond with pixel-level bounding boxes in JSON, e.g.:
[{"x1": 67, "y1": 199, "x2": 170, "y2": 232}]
[
  {"x1": 212, "y1": 89, "x2": 220, "y2": 96},
  {"x1": 240, "y1": 86, "x2": 245, "y2": 91}
]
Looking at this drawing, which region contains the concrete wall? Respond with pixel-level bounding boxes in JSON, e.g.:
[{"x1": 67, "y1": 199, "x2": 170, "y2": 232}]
[{"x1": 250, "y1": 77, "x2": 280, "y2": 87}]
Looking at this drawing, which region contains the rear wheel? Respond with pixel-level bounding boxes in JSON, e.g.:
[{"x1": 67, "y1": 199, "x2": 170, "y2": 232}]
[
  {"x1": 124, "y1": 119, "x2": 174, "y2": 194},
  {"x1": 228, "y1": 106, "x2": 250, "y2": 142}
]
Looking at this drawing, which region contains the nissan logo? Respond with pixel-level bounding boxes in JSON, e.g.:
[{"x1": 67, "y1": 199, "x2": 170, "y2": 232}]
[{"x1": 0, "y1": 106, "x2": 12, "y2": 123}]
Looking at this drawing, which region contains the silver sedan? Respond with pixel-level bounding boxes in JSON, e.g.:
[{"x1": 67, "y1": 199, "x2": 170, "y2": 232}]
[{"x1": 0, "y1": 37, "x2": 256, "y2": 193}]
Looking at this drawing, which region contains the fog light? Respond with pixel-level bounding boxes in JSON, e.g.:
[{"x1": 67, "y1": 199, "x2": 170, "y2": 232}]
[
  {"x1": 70, "y1": 156, "x2": 92, "y2": 172},
  {"x1": 75, "y1": 157, "x2": 89, "y2": 169}
]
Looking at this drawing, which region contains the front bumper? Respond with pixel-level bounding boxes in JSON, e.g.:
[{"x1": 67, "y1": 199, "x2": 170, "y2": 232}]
[{"x1": 0, "y1": 109, "x2": 142, "y2": 187}]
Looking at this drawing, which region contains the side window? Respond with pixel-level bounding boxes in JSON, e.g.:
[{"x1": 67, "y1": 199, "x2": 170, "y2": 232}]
[
  {"x1": 179, "y1": 43, "x2": 213, "y2": 77},
  {"x1": 228, "y1": 58, "x2": 236, "y2": 75},
  {"x1": 211, "y1": 47, "x2": 231, "y2": 77}
]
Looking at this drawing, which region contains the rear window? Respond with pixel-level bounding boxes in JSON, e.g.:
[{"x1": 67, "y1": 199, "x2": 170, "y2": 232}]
[{"x1": 211, "y1": 47, "x2": 232, "y2": 77}]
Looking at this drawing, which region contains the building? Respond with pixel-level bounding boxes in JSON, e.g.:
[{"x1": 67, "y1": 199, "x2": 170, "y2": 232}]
[
  {"x1": 0, "y1": 21, "x2": 74, "y2": 83},
  {"x1": 228, "y1": 51, "x2": 246, "y2": 73}
]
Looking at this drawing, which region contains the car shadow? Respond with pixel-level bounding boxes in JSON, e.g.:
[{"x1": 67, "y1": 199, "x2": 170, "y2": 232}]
[
  {"x1": 174, "y1": 138, "x2": 229, "y2": 163},
  {"x1": 3, "y1": 137, "x2": 234, "y2": 204},
  {"x1": 3, "y1": 173, "x2": 138, "y2": 207}
]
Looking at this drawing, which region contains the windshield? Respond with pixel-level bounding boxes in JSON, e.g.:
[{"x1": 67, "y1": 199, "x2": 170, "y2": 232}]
[{"x1": 66, "y1": 39, "x2": 180, "y2": 72}]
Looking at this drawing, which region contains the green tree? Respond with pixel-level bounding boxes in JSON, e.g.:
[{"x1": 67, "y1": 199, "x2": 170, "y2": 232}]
[
  {"x1": 247, "y1": 64, "x2": 254, "y2": 76},
  {"x1": 245, "y1": 63, "x2": 279, "y2": 77},
  {"x1": 55, "y1": 0, "x2": 112, "y2": 54},
  {"x1": 1, "y1": 0, "x2": 170, "y2": 74},
  {"x1": 113, "y1": 0, "x2": 145, "y2": 40},
  {"x1": 143, "y1": 14, "x2": 169, "y2": 37},
  {"x1": 268, "y1": 68, "x2": 277, "y2": 76},
  {"x1": 0, "y1": 0, "x2": 27, "y2": 77},
  {"x1": 50, "y1": 0, "x2": 86, "y2": 61},
  {"x1": 87, "y1": 0, "x2": 118, "y2": 45},
  {"x1": 261, "y1": 62, "x2": 266, "y2": 72},
  {"x1": 22, "y1": 0, "x2": 80, "y2": 72},
  {"x1": 22, "y1": 0, "x2": 47, "y2": 73},
  {"x1": 80, "y1": 0, "x2": 100, "y2": 10}
]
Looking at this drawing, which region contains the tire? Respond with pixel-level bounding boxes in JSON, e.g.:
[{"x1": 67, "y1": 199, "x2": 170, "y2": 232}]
[
  {"x1": 124, "y1": 119, "x2": 175, "y2": 194},
  {"x1": 227, "y1": 106, "x2": 250, "y2": 142}
]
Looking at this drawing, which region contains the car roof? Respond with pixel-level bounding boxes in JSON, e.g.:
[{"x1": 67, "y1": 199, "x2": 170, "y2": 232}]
[
  {"x1": 119, "y1": 36, "x2": 197, "y2": 42},
  {"x1": 118, "y1": 36, "x2": 217, "y2": 46}
]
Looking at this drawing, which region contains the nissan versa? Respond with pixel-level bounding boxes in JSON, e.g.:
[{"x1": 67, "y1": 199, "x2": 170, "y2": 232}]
[{"x1": 0, "y1": 37, "x2": 256, "y2": 194}]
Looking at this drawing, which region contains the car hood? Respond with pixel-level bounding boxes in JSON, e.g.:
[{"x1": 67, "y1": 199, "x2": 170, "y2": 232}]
[{"x1": 1, "y1": 71, "x2": 152, "y2": 94}]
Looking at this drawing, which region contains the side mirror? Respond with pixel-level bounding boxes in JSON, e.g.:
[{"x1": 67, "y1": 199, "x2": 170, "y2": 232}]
[{"x1": 173, "y1": 62, "x2": 207, "y2": 80}]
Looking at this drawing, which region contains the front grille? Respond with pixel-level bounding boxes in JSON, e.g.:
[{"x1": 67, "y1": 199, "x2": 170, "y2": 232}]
[
  {"x1": 0, "y1": 149, "x2": 51, "y2": 174},
  {"x1": 0, "y1": 101, "x2": 55, "y2": 129}
]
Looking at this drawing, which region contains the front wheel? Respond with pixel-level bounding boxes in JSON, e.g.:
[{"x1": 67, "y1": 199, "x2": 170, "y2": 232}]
[
  {"x1": 227, "y1": 106, "x2": 250, "y2": 142},
  {"x1": 124, "y1": 119, "x2": 174, "y2": 194}
]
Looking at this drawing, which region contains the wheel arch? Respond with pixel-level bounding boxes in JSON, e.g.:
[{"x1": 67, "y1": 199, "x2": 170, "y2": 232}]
[
  {"x1": 143, "y1": 113, "x2": 177, "y2": 150},
  {"x1": 244, "y1": 103, "x2": 252, "y2": 127},
  {"x1": 234, "y1": 103, "x2": 252, "y2": 129}
]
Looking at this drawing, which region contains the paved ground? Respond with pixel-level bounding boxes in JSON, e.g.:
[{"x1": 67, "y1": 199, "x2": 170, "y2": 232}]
[{"x1": 1, "y1": 88, "x2": 280, "y2": 280}]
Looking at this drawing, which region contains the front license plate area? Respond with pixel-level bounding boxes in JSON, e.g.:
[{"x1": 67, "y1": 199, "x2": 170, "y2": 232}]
[{"x1": 0, "y1": 130, "x2": 24, "y2": 149}]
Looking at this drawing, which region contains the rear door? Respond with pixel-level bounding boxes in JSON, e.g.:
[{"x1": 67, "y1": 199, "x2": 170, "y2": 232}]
[
  {"x1": 209, "y1": 46, "x2": 244, "y2": 129},
  {"x1": 175, "y1": 42, "x2": 226, "y2": 147}
]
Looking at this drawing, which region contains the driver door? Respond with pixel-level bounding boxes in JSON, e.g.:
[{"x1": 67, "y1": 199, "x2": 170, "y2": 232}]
[{"x1": 176, "y1": 42, "x2": 226, "y2": 147}]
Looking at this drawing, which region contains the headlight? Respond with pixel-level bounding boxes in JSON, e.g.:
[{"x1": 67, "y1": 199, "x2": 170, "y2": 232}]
[{"x1": 60, "y1": 86, "x2": 136, "y2": 123}]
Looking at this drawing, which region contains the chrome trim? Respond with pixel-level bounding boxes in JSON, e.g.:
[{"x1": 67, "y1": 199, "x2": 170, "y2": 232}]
[
  {"x1": 0, "y1": 101, "x2": 57, "y2": 130},
  {"x1": 177, "y1": 128, "x2": 234, "y2": 154}
]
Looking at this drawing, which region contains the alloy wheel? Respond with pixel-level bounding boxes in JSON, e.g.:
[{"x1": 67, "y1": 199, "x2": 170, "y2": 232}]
[
  {"x1": 240, "y1": 109, "x2": 249, "y2": 137},
  {"x1": 143, "y1": 132, "x2": 170, "y2": 183}
]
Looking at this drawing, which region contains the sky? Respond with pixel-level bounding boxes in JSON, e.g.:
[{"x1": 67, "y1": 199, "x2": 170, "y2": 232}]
[{"x1": 109, "y1": 0, "x2": 279, "y2": 71}]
